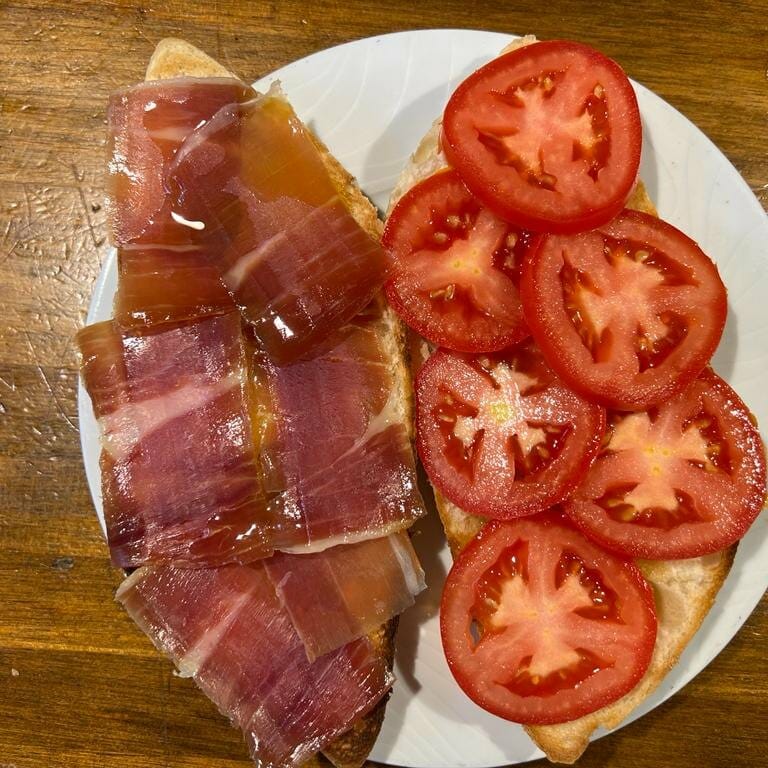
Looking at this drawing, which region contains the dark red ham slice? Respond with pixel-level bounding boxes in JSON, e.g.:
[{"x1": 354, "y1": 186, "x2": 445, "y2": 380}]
[
  {"x1": 264, "y1": 532, "x2": 425, "y2": 660},
  {"x1": 77, "y1": 312, "x2": 278, "y2": 567},
  {"x1": 107, "y1": 77, "x2": 254, "y2": 247},
  {"x1": 256, "y1": 306, "x2": 426, "y2": 550},
  {"x1": 108, "y1": 78, "x2": 253, "y2": 327},
  {"x1": 168, "y1": 87, "x2": 392, "y2": 362},
  {"x1": 114, "y1": 244, "x2": 235, "y2": 327},
  {"x1": 117, "y1": 562, "x2": 392, "y2": 768}
]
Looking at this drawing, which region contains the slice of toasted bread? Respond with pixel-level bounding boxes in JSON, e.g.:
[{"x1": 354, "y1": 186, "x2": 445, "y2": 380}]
[
  {"x1": 388, "y1": 36, "x2": 735, "y2": 765},
  {"x1": 140, "y1": 39, "x2": 410, "y2": 768}
]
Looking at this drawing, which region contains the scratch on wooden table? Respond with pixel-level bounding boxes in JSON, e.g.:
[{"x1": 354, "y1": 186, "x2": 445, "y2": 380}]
[
  {"x1": 22, "y1": 329, "x2": 77, "y2": 432},
  {"x1": 22, "y1": 183, "x2": 32, "y2": 223},
  {"x1": 0, "y1": 219, "x2": 17, "y2": 268},
  {"x1": 71, "y1": 165, "x2": 101, "y2": 250},
  {"x1": 1, "y1": 637, "x2": 156, "y2": 658},
  {"x1": 133, "y1": 21, "x2": 153, "y2": 46},
  {"x1": 213, "y1": 0, "x2": 236, "y2": 76}
]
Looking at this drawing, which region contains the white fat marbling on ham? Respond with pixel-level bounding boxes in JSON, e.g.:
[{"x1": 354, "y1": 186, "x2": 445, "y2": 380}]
[
  {"x1": 258, "y1": 309, "x2": 426, "y2": 551},
  {"x1": 117, "y1": 562, "x2": 392, "y2": 767},
  {"x1": 77, "y1": 313, "x2": 278, "y2": 567},
  {"x1": 176, "y1": 588, "x2": 253, "y2": 678},
  {"x1": 99, "y1": 371, "x2": 240, "y2": 462},
  {"x1": 265, "y1": 532, "x2": 425, "y2": 660},
  {"x1": 168, "y1": 86, "x2": 392, "y2": 363}
]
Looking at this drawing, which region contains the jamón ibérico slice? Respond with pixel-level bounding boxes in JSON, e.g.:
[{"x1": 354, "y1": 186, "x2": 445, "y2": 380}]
[
  {"x1": 107, "y1": 77, "x2": 254, "y2": 247},
  {"x1": 265, "y1": 533, "x2": 426, "y2": 660},
  {"x1": 117, "y1": 563, "x2": 392, "y2": 768},
  {"x1": 169, "y1": 86, "x2": 392, "y2": 362},
  {"x1": 76, "y1": 312, "x2": 278, "y2": 567},
  {"x1": 257, "y1": 306, "x2": 426, "y2": 549},
  {"x1": 108, "y1": 79, "x2": 253, "y2": 327},
  {"x1": 114, "y1": 244, "x2": 235, "y2": 327}
]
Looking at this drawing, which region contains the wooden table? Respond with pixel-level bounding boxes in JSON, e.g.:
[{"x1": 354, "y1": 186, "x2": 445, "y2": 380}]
[{"x1": 1, "y1": 1, "x2": 765, "y2": 766}]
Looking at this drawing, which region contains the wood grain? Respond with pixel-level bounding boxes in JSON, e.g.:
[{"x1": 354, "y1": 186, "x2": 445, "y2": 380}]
[{"x1": 0, "y1": 1, "x2": 765, "y2": 767}]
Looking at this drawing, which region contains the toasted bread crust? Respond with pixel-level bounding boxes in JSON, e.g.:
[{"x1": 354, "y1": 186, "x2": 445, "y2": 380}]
[
  {"x1": 146, "y1": 38, "x2": 233, "y2": 80},
  {"x1": 144, "y1": 39, "x2": 402, "y2": 768},
  {"x1": 525, "y1": 547, "x2": 736, "y2": 763},
  {"x1": 390, "y1": 35, "x2": 736, "y2": 765}
]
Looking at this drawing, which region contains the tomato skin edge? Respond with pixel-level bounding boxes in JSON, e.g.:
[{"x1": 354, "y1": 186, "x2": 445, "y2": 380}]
[
  {"x1": 439, "y1": 514, "x2": 658, "y2": 725},
  {"x1": 384, "y1": 279, "x2": 530, "y2": 353},
  {"x1": 442, "y1": 40, "x2": 642, "y2": 235},
  {"x1": 520, "y1": 210, "x2": 728, "y2": 411},
  {"x1": 414, "y1": 348, "x2": 607, "y2": 520},
  {"x1": 564, "y1": 369, "x2": 767, "y2": 560}
]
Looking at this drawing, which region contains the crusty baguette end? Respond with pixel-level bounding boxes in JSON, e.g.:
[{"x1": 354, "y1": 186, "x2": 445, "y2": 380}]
[
  {"x1": 526, "y1": 547, "x2": 736, "y2": 763},
  {"x1": 389, "y1": 35, "x2": 736, "y2": 765},
  {"x1": 140, "y1": 39, "x2": 402, "y2": 768},
  {"x1": 146, "y1": 37, "x2": 232, "y2": 81}
]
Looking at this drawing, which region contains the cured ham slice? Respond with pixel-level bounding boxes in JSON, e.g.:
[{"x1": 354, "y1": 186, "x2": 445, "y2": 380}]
[
  {"x1": 258, "y1": 306, "x2": 426, "y2": 550},
  {"x1": 77, "y1": 312, "x2": 278, "y2": 567},
  {"x1": 108, "y1": 79, "x2": 253, "y2": 327},
  {"x1": 117, "y1": 562, "x2": 392, "y2": 768},
  {"x1": 169, "y1": 86, "x2": 392, "y2": 362},
  {"x1": 107, "y1": 77, "x2": 253, "y2": 246},
  {"x1": 265, "y1": 533, "x2": 426, "y2": 660},
  {"x1": 114, "y1": 244, "x2": 234, "y2": 327}
]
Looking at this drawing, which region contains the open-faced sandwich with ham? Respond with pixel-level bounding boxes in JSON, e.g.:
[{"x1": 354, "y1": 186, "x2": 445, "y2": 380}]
[
  {"x1": 384, "y1": 35, "x2": 766, "y2": 764},
  {"x1": 77, "y1": 38, "x2": 428, "y2": 768}
]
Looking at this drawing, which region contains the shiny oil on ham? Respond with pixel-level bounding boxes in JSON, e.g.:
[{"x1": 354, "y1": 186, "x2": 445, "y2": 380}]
[
  {"x1": 108, "y1": 78, "x2": 254, "y2": 327},
  {"x1": 265, "y1": 532, "x2": 426, "y2": 660},
  {"x1": 107, "y1": 77, "x2": 254, "y2": 247},
  {"x1": 256, "y1": 306, "x2": 426, "y2": 551},
  {"x1": 77, "y1": 312, "x2": 281, "y2": 567},
  {"x1": 168, "y1": 85, "x2": 392, "y2": 362},
  {"x1": 117, "y1": 562, "x2": 392, "y2": 768},
  {"x1": 114, "y1": 243, "x2": 234, "y2": 327}
]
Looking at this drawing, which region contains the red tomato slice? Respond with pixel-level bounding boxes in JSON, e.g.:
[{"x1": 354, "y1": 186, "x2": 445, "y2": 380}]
[
  {"x1": 383, "y1": 170, "x2": 532, "y2": 352},
  {"x1": 565, "y1": 369, "x2": 766, "y2": 559},
  {"x1": 415, "y1": 342, "x2": 605, "y2": 519},
  {"x1": 441, "y1": 515, "x2": 657, "y2": 725},
  {"x1": 521, "y1": 209, "x2": 727, "y2": 410},
  {"x1": 442, "y1": 40, "x2": 641, "y2": 234}
]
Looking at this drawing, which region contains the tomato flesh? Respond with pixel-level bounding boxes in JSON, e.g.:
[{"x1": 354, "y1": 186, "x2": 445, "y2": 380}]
[
  {"x1": 441, "y1": 515, "x2": 657, "y2": 724},
  {"x1": 384, "y1": 169, "x2": 532, "y2": 352},
  {"x1": 566, "y1": 369, "x2": 767, "y2": 559},
  {"x1": 415, "y1": 342, "x2": 605, "y2": 519},
  {"x1": 442, "y1": 40, "x2": 641, "y2": 233},
  {"x1": 521, "y1": 209, "x2": 727, "y2": 410}
]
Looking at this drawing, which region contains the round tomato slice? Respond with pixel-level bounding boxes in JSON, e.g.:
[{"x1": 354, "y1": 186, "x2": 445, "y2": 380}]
[
  {"x1": 521, "y1": 209, "x2": 727, "y2": 410},
  {"x1": 442, "y1": 40, "x2": 641, "y2": 234},
  {"x1": 565, "y1": 369, "x2": 766, "y2": 559},
  {"x1": 441, "y1": 515, "x2": 657, "y2": 725},
  {"x1": 383, "y1": 170, "x2": 532, "y2": 352},
  {"x1": 415, "y1": 342, "x2": 605, "y2": 519}
]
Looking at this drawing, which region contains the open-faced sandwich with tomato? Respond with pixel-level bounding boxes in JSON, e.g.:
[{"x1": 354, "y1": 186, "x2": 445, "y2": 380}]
[{"x1": 384, "y1": 35, "x2": 766, "y2": 763}]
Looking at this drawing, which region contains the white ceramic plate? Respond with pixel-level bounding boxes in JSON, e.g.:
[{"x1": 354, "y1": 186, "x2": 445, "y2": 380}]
[{"x1": 78, "y1": 29, "x2": 768, "y2": 768}]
